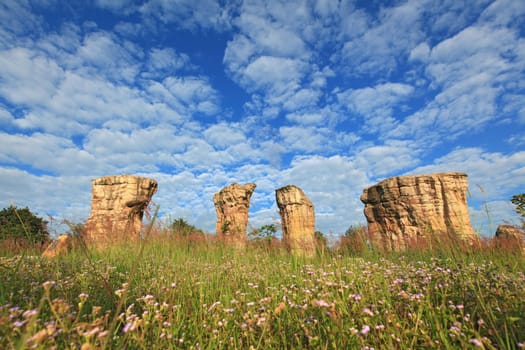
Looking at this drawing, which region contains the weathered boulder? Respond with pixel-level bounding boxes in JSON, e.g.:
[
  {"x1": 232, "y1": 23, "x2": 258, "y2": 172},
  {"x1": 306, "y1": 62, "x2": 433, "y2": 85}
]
[
  {"x1": 360, "y1": 172, "x2": 478, "y2": 251},
  {"x1": 276, "y1": 185, "x2": 316, "y2": 257},
  {"x1": 495, "y1": 224, "x2": 524, "y2": 253},
  {"x1": 42, "y1": 234, "x2": 74, "y2": 258},
  {"x1": 213, "y1": 183, "x2": 256, "y2": 247},
  {"x1": 84, "y1": 175, "x2": 158, "y2": 245}
]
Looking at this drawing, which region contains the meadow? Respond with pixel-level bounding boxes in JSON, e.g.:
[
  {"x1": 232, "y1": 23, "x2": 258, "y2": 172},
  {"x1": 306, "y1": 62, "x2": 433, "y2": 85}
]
[{"x1": 1, "y1": 228, "x2": 524, "y2": 349}]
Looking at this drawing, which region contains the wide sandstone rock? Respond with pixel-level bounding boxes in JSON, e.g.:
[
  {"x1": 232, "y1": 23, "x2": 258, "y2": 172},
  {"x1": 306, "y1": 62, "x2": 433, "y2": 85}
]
[
  {"x1": 276, "y1": 185, "x2": 316, "y2": 257},
  {"x1": 360, "y1": 172, "x2": 477, "y2": 251},
  {"x1": 84, "y1": 175, "x2": 158, "y2": 245},
  {"x1": 213, "y1": 183, "x2": 256, "y2": 247}
]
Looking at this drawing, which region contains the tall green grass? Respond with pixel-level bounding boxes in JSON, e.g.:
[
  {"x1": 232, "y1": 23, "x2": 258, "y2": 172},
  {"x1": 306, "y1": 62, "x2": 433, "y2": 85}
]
[{"x1": 1, "y1": 230, "x2": 524, "y2": 349}]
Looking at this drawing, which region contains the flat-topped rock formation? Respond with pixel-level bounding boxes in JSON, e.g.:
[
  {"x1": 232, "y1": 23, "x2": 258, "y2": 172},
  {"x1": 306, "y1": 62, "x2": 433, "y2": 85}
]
[
  {"x1": 360, "y1": 172, "x2": 478, "y2": 251},
  {"x1": 276, "y1": 185, "x2": 316, "y2": 257},
  {"x1": 213, "y1": 183, "x2": 256, "y2": 247},
  {"x1": 84, "y1": 175, "x2": 158, "y2": 245}
]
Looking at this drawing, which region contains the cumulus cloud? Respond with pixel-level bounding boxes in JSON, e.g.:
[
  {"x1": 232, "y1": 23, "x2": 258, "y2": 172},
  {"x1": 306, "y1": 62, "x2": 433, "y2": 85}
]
[
  {"x1": 340, "y1": 0, "x2": 425, "y2": 77},
  {"x1": 0, "y1": 0, "x2": 523, "y2": 237},
  {"x1": 338, "y1": 82, "x2": 414, "y2": 135},
  {"x1": 407, "y1": 148, "x2": 525, "y2": 201},
  {"x1": 389, "y1": 21, "x2": 525, "y2": 144},
  {"x1": 0, "y1": 48, "x2": 64, "y2": 106},
  {"x1": 139, "y1": 0, "x2": 235, "y2": 32}
]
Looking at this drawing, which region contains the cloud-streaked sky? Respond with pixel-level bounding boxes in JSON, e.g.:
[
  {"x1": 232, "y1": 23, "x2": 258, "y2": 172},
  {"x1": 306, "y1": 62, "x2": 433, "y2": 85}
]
[{"x1": 1, "y1": 0, "x2": 524, "y2": 237}]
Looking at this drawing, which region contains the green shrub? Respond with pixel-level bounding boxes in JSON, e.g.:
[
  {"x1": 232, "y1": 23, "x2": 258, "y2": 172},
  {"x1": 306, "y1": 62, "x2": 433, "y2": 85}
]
[{"x1": 0, "y1": 205, "x2": 49, "y2": 244}]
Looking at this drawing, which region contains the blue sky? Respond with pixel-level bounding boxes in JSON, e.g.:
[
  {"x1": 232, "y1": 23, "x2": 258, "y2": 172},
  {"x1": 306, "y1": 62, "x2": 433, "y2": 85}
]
[{"x1": 0, "y1": 0, "x2": 524, "y2": 238}]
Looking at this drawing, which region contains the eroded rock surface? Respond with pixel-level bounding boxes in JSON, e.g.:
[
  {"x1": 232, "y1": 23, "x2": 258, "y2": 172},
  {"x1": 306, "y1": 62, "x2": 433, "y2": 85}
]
[
  {"x1": 495, "y1": 224, "x2": 524, "y2": 253},
  {"x1": 84, "y1": 175, "x2": 158, "y2": 245},
  {"x1": 360, "y1": 172, "x2": 477, "y2": 251},
  {"x1": 276, "y1": 185, "x2": 316, "y2": 256},
  {"x1": 213, "y1": 183, "x2": 256, "y2": 247},
  {"x1": 42, "y1": 234, "x2": 74, "y2": 258}
]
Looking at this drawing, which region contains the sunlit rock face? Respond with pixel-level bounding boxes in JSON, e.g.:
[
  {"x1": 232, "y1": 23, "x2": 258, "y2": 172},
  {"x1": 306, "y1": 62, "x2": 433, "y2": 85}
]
[
  {"x1": 42, "y1": 234, "x2": 73, "y2": 258},
  {"x1": 213, "y1": 183, "x2": 256, "y2": 248},
  {"x1": 276, "y1": 185, "x2": 316, "y2": 257},
  {"x1": 495, "y1": 224, "x2": 525, "y2": 253},
  {"x1": 360, "y1": 172, "x2": 478, "y2": 252},
  {"x1": 84, "y1": 175, "x2": 158, "y2": 246}
]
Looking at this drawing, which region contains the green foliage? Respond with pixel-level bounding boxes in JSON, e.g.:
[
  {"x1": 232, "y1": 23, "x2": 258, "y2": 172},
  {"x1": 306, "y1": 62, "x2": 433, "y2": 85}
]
[
  {"x1": 511, "y1": 193, "x2": 525, "y2": 218},
  {"x1": 170, "y1": 217, "x2": 199, "y2": 236},
  {"x1": 314, "y1": 230, "x2": 327, "y2": 245},
  {"x1": 339, "y1": 224, "x2": 369, "y2": 255},
  {"x1": 249, "y1": 224, "x2": 277, "y2": 241},
  {"x1": 220, "y1": 220, "x2": 231, "y2": 234},
  {"x1": 0, "y1": 205, "x2": 49, "y2": 243},
  {"x1": 0, "y1": 240, "x2": 524, "y2": 349}
]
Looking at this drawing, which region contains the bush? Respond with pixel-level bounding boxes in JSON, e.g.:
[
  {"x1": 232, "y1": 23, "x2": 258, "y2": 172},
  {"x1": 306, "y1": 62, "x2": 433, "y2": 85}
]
[
  {"x1": 249, "y1": 224, "x2": 277, "y2": 241},
  {"x1": 337, "y1": 224, "x2": 369, "y2": 255},
  {"x1": 0, "y1": 205, "x2": 50, "y2": 245},
  {"x1": 170, "y1": 218, "x2": 202, "y2": 236},
  {"x1": 511, "y1": 194, "x2": 525, "y2": 218}
]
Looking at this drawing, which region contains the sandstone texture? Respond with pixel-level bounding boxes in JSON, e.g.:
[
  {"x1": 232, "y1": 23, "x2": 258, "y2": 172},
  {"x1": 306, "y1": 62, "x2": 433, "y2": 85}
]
[
  {"x1": 213, "y1": 183, "x2": 256, "y2": 247},
  {"x1": 42, "y1": 234, "x2": 74, "y2": 258},
  {"x1": 360, "y1": 172, "x2": 477, "y2": 251},
  {"x1": 276, "y1": 185, "x2": 316, "y2": 257},
  {"x1": 84, "y1": 175, "x2": 158, "y2": 245},
  {"x1": 495, "y1": 224, "x2": 524, "y2": 252}
]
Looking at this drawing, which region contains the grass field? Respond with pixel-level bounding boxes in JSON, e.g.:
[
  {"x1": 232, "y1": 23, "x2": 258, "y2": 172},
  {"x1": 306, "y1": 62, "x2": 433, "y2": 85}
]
[{"x1": 1, "y1": 230, "x2": 524, "y2": 349}]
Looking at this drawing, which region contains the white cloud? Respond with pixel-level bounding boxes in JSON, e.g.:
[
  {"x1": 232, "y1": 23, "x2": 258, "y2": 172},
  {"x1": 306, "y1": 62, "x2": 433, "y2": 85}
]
[
  {"x1": 338, "y1": 82, "x2": 414, "y2": 134},
  {"x1": 409, "y1": 42, "x2": 430, "y2": 62},
  {"x1": 204, "y1": 123, "x2": 246, "y2": 149},
  {"x1": 139, "y1": 0, "x2": 234, "y2": 32},
  {"x1": 408, "y1": 148, "x2": 525, "y2": 201},
  {"x1": 351, "y1": 141, "x2": 422, "y2": 178},
  {"x1": 285, "y1": 112, "x2": 324, "y2": 125},
  {"x1": 143, "y1": 47, "x2": 191, "y2": 78},
  {"x1": 389, "y1": 21, "x2": 525, "y2": 144},
  {"x1": 478, "y1": 0, "x2": 525, "y2": 28},
  {"x1": 161, "y1": 76, "x2": 220, "y2": 115},
  {"x1": 0, "y1": 0, "x2": 42, "y2": 48},
  {"x1": 223, "y1": 0, "x2": 336, "y2": 114},
  {"x1": 469, "y1": 200, "x2": 521, "y2": 236},
  {"x1": 94, "y1": 0, "x2": 137, "y2": 14},
  {"x1": 240, "y1": 56, "x2": 306, "y2": 93},
  {"x1": 0, "y1": 132, "x2": 106, "y2": 176},
  {"x1": 340, "y1": 0, "x2": 424, "y2": 76},
  {"x1": 279, "y1": 125, "x2": 358, "y2": 154},
  {"x1": 0, "y1": 106, "x2": 14, "y2": 126},
  {"x1": 0, "y1": 48, "x2": 64, "y2": 106},
  {"x1": 234, "y1": 12, "x2": 307, "y2": 58},
  {"x1": 279, "y1": 155, "x2": 371, "y2": 233},
  {"x1": 75, "y1": 31, "x2": 142, "y2": 83}
]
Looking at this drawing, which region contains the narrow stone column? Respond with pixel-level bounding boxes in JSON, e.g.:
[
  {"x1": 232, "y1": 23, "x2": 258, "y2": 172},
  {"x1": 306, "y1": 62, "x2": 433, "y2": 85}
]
[
  {"x1": 275, "y1": 185, "x2": 316, "y2": 257},
  {"x1": 84, "y1": 175, "x2": 158, "y2": 245},
  {"x1": 360, "y1": 172, "x2": 477, "y2": 251},
  {"x1": 213, "y1": 183, "x2": 256, "y2": 247}
]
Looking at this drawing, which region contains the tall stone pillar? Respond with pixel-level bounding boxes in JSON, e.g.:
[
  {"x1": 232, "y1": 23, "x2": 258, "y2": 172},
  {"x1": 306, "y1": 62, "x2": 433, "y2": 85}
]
[
  {"x1": 84, "y1": 175, "x2": 158, "y2": 245},
  {"x1": 213, "y1": 183, "x2": 256, "y2": 247},
  {"x1": 360, "y1": 172, "x2": 477, "y2": 251},
  {"x1": 276, "y1": 185, "x2": 316, "y2": 257}
]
